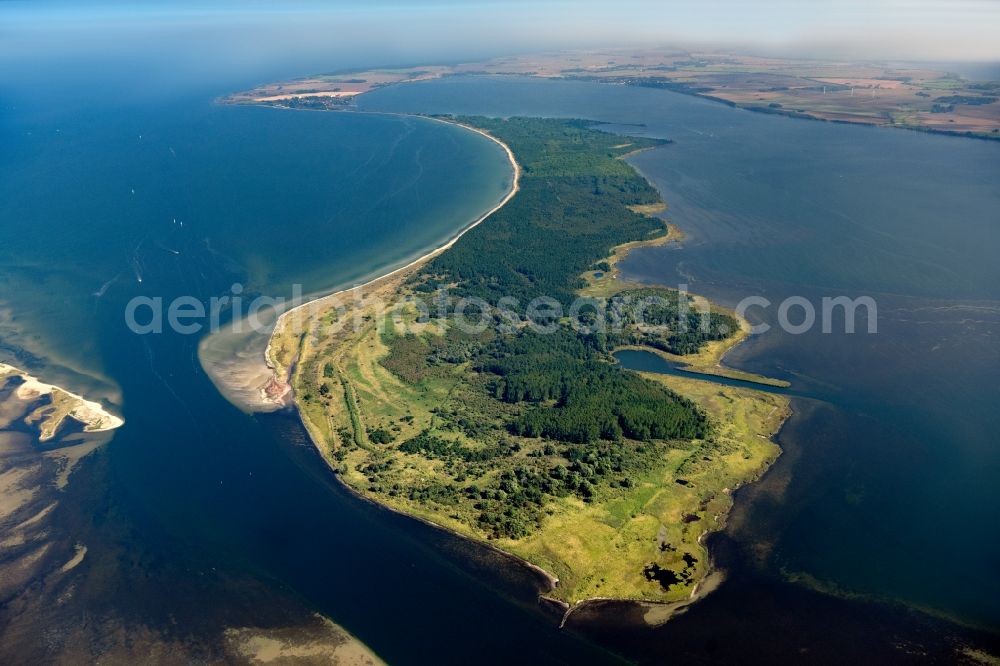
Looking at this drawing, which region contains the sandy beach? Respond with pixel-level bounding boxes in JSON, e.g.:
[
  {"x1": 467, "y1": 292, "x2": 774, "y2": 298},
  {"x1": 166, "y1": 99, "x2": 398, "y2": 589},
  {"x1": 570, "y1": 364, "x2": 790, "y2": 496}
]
[
  {"x1": 0, "y1": 363, "x2": 124, "y2": 440},
  {"x1": 260, "y1": 115, "x2": 794, "y2": 616},
  {"x1": 255, "y1": 91, "x2": 363, "y2": 102},
  {"x1": 199, "y1": 115, "x2": 521, "y2": 414},
  {"x1": 266, "y1": 116, "x2": 521, "y2": 371}
]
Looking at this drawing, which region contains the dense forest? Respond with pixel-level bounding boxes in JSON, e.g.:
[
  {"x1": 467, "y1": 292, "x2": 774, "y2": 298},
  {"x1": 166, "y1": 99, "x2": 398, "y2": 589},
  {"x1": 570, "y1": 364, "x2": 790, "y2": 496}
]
[
  {"x1": 414, "y1": 117, "x2": 668, "y2": 306},
  {"x1": 603, "y1": 287, "x2": 736, "y2": 355},
  {"x1": 357, "y1": 117, "x2": 738, "y2": 538},
  {"x1": 481, "y1": 329, "x2": 707, "y2": 443}
]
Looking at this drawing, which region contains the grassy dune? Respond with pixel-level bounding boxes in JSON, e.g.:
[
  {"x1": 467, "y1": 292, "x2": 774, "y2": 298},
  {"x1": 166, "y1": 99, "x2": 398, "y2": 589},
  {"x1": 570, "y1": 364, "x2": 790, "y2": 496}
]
[
  {"x1": 291, "y1": 288, "x2": 788, "y2": 603},
  {"x1": 498, "y1": 371, "x2": 787, "y2": 602}
]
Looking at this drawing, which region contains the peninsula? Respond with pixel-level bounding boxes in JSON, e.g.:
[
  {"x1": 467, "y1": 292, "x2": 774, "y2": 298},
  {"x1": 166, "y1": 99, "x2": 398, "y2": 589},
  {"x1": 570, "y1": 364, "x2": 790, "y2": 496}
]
[{"x1": 255, "y1": 112, "x2": 790, "y2": 609}]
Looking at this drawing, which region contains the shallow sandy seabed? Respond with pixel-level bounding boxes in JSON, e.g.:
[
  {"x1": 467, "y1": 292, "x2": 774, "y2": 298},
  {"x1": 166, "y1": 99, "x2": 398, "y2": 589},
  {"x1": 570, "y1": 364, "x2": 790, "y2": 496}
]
[
  {"x1": 0, "y1": 363, "x2": 123, "y2": 439},
  {"x1": 225, "y1": 615, "x2": 385, "y2": 665}
]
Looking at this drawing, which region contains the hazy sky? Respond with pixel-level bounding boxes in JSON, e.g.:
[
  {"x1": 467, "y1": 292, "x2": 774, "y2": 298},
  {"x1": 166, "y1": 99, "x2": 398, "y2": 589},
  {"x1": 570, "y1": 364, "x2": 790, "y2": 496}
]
[{"x1": 3, "y1": 0, "x2": 999, "y2": 64}]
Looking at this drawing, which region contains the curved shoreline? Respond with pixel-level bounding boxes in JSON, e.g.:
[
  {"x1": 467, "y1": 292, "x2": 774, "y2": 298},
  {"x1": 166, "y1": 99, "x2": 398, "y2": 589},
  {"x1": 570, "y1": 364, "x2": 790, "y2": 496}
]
[
  {"x1": 293, "y1": 192, "x2": 789, "y2": 624},
  {"x1": 546, "y1": 224, "x2": 792, "y2": 624},
  {"x1": 313, "y1": 438, "x2": 562, "y2": 592},
  {"x1": 242, "y1": 108, "x2": 790, "y2": 624},
  {"x1": 253, "y1": 113, "x2": 566, "y2": 602},
  {"x1": 0, "y1": 362, "x2": 124, "y2": 440},
  {"x1": 196, "y1": 112, "x2": 519, "y2": 413},
  {"x1": 264, "y1": 115, "x2": 521, "y2": 385}
]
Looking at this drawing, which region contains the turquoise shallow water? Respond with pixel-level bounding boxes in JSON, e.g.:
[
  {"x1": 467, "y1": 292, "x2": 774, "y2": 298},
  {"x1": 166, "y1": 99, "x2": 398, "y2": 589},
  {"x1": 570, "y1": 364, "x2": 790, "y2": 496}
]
[
  {"x1": 0, "y1": 101, "x2": 511, "y2": 397},
  {"x1": 1, "y1": 72, "x2": 617, "y2": 661}
]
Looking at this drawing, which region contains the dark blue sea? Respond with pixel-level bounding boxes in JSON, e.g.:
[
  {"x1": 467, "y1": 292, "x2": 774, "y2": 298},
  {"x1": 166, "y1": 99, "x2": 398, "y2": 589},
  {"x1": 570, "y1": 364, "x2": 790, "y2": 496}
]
[{"x1": 2, "y1": 10, "x2": 998, "y2": 663}]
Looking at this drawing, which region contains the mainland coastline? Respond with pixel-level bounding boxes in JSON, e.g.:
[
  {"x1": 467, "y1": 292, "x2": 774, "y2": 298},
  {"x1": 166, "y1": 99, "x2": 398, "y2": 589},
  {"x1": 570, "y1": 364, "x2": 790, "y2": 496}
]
[{"x1": 224, "y1": 50, "x2": 1000, "y2": 141}]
